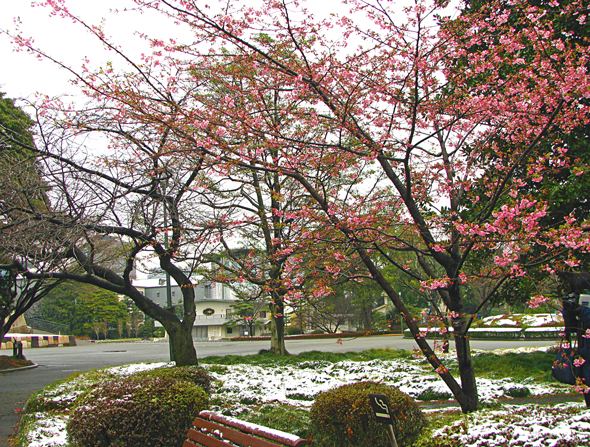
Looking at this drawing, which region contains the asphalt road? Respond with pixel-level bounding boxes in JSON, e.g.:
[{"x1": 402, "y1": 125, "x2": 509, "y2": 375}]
[{"x1": 0, "y1": 335, "x2": 558, "y2": 447}]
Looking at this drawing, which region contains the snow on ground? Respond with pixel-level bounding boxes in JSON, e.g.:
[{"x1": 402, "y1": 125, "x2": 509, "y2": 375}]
[
  {"x1": 18, "y1": 345, "x2": 590, "y2": 447},
  {"x1": 432, "y1": 403, "x2": 590, "y2": 447},
  {"x1": 208, "y1": 355, "x2": 564, "y2": 409},
  {"x1": 481, "y1": 313, "x2": 563, "y2": 328},
  {"x1": 24, "y1": 414, "x2": 68, "y2": 447}
]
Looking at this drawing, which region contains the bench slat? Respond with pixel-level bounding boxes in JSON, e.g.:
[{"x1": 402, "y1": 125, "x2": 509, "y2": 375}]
[
  {"x1": 199, "y1": 411, "x2": 307, "y2": 447},
  {"x1": 192, "y1": 418, "x2": 284, "y2": 447},
  {"x1": 184, "y1": 428, "x2": 233, "y2": 447}
]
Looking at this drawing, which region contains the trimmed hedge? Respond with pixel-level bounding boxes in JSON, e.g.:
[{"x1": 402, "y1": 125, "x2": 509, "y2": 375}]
[
  {"x1": 310, "y1": 381, "x2": 427, "y2": 447},
  {"x1": 134, "y1": 365, "x2": 212, "y2": 394},
  {"x1": 67, "y1": 375, "x2": 208, "y2": 447},
  {"x1": 230, "y1": 329, "x2": 400, "y2": 342}
]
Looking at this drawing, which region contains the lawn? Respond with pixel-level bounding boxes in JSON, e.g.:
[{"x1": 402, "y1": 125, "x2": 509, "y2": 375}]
[{"x1": 14, "y1": 346, "x2": 590, "y2": 447}]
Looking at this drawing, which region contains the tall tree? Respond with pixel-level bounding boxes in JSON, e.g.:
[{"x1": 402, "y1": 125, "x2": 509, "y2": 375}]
[
  {"x1": 76, "y1": 289, "x2": 128, "y2": 339},
  {"x1": 0, "y1": 79, "x2": 224, "y2": 365},
  {"x1": 9, "y1": 0, "x2": 590, "y2": 410},
  {"x1": 454, "y1": 0, "x2": 590, "y2": 303},
  {"x1": 198, "y1": 160, "x2": 308, "y2": 355},
  {"x1": 125, "y1": 0, "x2": 588, "y2": 411},
  {"x1": 0, "y1": 92, "x2": 62, "y2": 340}
]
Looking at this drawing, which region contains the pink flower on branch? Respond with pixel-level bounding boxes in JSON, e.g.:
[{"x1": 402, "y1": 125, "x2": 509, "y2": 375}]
[
  {"x1": 573, "y1": 358, "x2": 586, "y2": 368},
  {"x1": 527, "y1": 295, "x2": 549, "y2": 309}
]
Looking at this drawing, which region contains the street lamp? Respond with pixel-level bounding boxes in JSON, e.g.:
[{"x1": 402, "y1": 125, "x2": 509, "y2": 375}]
[{"x1": 161, "y1": 178, "x2": 175, "y2": 363}]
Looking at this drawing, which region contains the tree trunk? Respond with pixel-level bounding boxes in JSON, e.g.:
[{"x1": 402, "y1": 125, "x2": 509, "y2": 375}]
[
  {"x1": 454, "y1": 333, "x2": 478, "y2": 409},
  {"x1": 269, "y1": 294, "x2": 288, "y2": 355},
  {"x1": 356, "y1": 246, "x2": 480, "y2": 412},
  {"x1": 361, "y1": 301, "x2": 372, "y2": 331},
  {"x1": 127, "y1": 284, "x2": 198, "y2": 366},
  {"x1": 165, "y1": 320, "x2": 198, "y2": 366}
]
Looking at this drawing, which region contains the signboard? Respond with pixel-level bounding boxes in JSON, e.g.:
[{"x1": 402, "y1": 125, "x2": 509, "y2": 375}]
[{"x1": 369, "y1": 393, "x2": 393, "y2": 425}]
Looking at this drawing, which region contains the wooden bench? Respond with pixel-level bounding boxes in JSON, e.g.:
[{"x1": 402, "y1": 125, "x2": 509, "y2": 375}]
[{"x1": 184, "y1": 410, "x2": 308, "y2": 447}]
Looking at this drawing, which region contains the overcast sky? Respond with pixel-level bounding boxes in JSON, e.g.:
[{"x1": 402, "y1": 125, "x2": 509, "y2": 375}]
[
  {"x1": 1, "y1": 1, "x2": 458, "y2": 102},
  {"x1": 1, "y1": 0, "x2": 337, "y2": 100},
  {"x1": 0, "y1": 0, "x2": 178, "y2": 100}
]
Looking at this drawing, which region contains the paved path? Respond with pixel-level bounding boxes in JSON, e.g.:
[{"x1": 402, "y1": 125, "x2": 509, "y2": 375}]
[{"x1": 0, "y1": 336, "x2": 561, "y2": 446}]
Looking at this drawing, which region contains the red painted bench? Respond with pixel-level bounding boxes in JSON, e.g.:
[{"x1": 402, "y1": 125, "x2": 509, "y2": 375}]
[{"x1": 184, "y1": 410, "x2": 308, "y2": 447}]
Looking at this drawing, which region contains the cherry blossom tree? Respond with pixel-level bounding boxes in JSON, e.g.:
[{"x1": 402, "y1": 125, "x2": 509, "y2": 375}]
[
  {"x1": 197, "y1": 162, "x2": 307, "y2": 355},
  {"x1": 125, "y1": 0, "x2": 589, "y2": 411},
  {"x1": 9, "y1": 0, "x2": 590, "y2": 410}
]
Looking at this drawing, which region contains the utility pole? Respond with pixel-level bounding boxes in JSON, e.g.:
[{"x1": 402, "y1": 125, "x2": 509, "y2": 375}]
[{"x1": 162, "y1": 179, "x2": 175, "y2": 363}]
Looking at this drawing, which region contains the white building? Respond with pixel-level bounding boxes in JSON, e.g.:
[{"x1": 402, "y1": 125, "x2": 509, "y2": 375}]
[{"x1": 132, "y1": 276, "x2": 270, "y2": 341}]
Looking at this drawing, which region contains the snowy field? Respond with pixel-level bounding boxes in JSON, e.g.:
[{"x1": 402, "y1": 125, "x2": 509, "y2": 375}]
[{"x1": 19, "y1": 345, "x2": 590, "y2": 447}]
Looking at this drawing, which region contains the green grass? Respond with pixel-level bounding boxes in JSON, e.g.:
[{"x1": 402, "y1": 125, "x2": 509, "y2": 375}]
[
  {"x1": 445, "y1": 350, "x2": 556, "y2": 382},
  {"x1": 238, "y1": 403, "x2": 312, "y2": 439},
  {"x1": 413, "y1": 409, "x2": 466, "y2": 447},
  {"x1": 200, "y1": 348, "x2": 414, "y2": 366}
]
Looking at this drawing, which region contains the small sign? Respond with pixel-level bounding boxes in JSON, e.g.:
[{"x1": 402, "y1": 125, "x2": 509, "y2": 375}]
[{"x1": 369, "y1": 393, "x2": 393, "y2": 425}]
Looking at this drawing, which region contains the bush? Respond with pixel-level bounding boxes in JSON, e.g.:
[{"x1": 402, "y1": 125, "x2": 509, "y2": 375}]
[
  {"x1": 503, "y1": 383, "x2": 531, "y2": 398},
  {"x1": 67, "y1": 375, "x2": 208, "y2": 447},
  {"x1": 310, "y1": 381, "x2": 427, "y2": 447},
  {"x1": 286, "y1": 326, "x2": 304, "y2": 335},
  {"x1": 135, "y1": 365, "x2": 212, "y2": 394}
]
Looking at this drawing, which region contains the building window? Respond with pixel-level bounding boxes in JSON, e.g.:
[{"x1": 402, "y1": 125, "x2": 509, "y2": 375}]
[
  {"x1": 156, "y1": 292, "x2": 160, "y2": 298},
  {"x1": 260, "y1": 311, "x2": 267, "y2": 318},
  {"x1": 204, "y1": 284, "x2": 213, "y2": 299},
  {"x1": 226, "y1": 326, "x2": 233, "y2": 334}
]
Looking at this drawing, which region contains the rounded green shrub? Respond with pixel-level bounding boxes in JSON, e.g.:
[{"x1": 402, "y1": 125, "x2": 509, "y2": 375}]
[
  {"x1": 67, "y1": 375, "x2": 208, "y2": 447},
  {"x1": 135, "y1": 365, "x2": 212, "y2": 394},
  {"x1": 310, "y1": 381, "x2": 427, "y2": 447},
  {"x1": 286, "y1": 326, "x2": 304, "y2": 335}
]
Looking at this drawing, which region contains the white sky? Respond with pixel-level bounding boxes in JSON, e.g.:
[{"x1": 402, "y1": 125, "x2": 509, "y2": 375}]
[
  {"x1": 1, "y1": 0, "x2": 457, "y2": 102},
  {"x1": 0, "y1": 0, "x2": 180, "y2": 100}
]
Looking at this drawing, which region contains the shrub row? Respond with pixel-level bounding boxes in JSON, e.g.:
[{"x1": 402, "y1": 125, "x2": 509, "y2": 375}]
[
  {"x1": 230, "y1": 329, "x2": 400, "y2": 342},
  {"x1": 65, "y1": 365, "x2": 425, "y2": 447}
]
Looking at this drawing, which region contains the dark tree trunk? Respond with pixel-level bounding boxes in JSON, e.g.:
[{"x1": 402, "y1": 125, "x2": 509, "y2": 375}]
[
  {"x1": 269, "y1": 293, "x2": 288, "y2": 355},
  {"x1": 361, "y1": 301, "x2": 372, "y2": 331},
  {"x1": 357, "y1": 247, "x2": 480, "y2": 413},
  {"x1": 165, "y1": 320, "x2": 198, "y2": 366}
]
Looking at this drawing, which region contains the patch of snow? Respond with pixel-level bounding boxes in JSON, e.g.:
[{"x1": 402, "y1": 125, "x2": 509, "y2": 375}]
[
  {"x1": 25, "y1": 413, "x2": 68, "y2": 447},
  {"x1": 493, "y1": 318, "x2": 519, "y2": 326},
  {"x1": 432, "y1": 403, "x2": 590, "y2": 447},
  {"x1": 479, "y1": 313, "x2": 563, "y2": 329},
  {"x1": 105, "y1": 361, "x2": 171, "y2": 376}
]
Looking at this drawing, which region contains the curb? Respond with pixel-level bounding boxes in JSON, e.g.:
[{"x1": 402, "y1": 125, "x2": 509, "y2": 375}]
[
  {"x1": 420, "y1": 393, "x2": 585, "y2": 410},
  {"x1": 0, "y1": 363, "x2": 38, "y2": 374}
]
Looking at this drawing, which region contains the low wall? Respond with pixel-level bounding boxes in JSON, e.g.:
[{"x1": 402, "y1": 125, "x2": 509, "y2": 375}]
[
  {"x1": 404, "y1": 327, "x2": 564, "y2": 340},
  {"x1": 0, "y1": 334, "x2": 77, "y2": 350}
]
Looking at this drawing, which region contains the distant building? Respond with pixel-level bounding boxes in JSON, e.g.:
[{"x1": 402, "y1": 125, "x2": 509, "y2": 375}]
[{"x1": 132, "y1": 276, "x2": 270, "y2": 340}]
